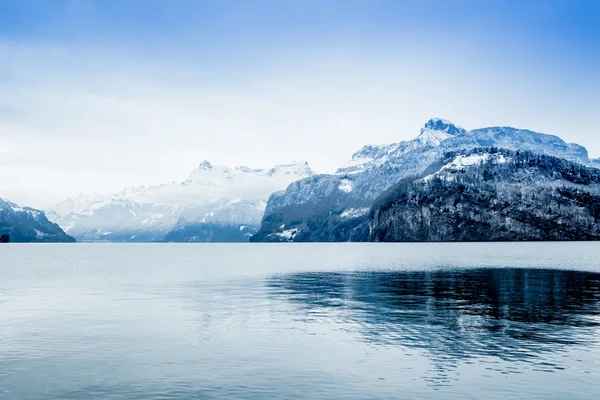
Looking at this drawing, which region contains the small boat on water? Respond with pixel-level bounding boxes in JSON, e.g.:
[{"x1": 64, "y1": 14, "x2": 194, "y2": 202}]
[{"x1": 0, "y1": 234, "x2": 9, "y2": 243}]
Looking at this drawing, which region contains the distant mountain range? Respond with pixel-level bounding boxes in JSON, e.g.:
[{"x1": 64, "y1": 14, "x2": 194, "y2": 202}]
[
  {"x1": 251, "y1": 118, "x2": 599, "y2": 242},
  {"x1": 0, "y1": 198, "x2": 74, "y2": 242},
  {"x1": 3, "y1": 117, "x2": 595, "y2": 243},
  {"x1": 46, "y1": 161, "x2": 313, "y2": 242}
]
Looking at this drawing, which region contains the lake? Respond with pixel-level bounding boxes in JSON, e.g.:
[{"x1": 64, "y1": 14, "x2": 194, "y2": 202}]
[{"x1": 1, "y1": 243, "x2": 599, "y2": 399}]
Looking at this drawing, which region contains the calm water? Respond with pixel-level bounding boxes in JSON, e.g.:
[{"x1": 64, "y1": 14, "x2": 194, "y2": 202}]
[{"x1": 1, "y1": 243, "x2": 600, "y2": 399}]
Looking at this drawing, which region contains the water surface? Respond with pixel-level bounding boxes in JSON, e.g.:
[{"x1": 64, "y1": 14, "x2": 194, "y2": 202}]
[{"x1": 1, "y1": 243, "x2": 599, "y2": 399}]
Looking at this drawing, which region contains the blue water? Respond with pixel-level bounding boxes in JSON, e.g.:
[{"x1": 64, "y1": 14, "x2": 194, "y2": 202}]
[{"x1": 1, "y1": 243, "x2": 599, "y2": 399}]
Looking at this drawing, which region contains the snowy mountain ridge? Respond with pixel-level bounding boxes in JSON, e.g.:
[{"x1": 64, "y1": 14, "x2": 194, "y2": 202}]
[
  {"x1": 1, "y1": 198, "x2": 43, "y2": 218},
  {"x1": 252, "y1": 118, "x2": 596, "y2": 242},
  {"x1": 338, "y1": 119, "x2": 466, "y2": 175},
  {"x1": 47, "y1": 161, "x2": 313, "y2": 242}
]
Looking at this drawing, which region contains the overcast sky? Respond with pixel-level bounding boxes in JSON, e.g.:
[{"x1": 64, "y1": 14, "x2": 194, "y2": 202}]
[{"x1": 1, "y1": 0, "x2": 599, "y2": 208}]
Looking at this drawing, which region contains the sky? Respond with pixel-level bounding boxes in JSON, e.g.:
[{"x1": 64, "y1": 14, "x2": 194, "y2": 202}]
[{"x1": 1, "y1": 0, "x2": 599, "y2": 208}]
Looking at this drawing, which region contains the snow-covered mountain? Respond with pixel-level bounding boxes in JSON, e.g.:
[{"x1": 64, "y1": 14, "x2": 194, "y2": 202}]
[
  {"x1": 337, "y1": 118, "x2": 466, "y2": 175},
  {"x1": 47, "y1": 161, "x2": 313, "y2": 242},
  {"x1": 251, "y1": 118, "x2": 595, "y2": 242},
  {"x1": 0, "y1": 198, "x2": 75, "y2": 242},
  {"x1": 364, "y1": 148, "x2": 600, "y2": 242}
]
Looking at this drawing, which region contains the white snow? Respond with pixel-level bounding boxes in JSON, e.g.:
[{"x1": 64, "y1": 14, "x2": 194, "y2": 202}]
[
  {"x1": 338, "y1": 179, "x2": 353, "y2": 193},
  {"x1": 199, "y1": 212, "x2": 216, "y2": 223},
  {"x1": 415, "y1": 128, "x2": 453, "y2": 146},
  {"x1": 422, "y1": 153, "x2": 508, "y2": 182},
  {"x1": 340, "y1": 207, "x2": 370, "y2": 219},
  {"x1": 275, "y1": 228, "x2": 298, "y2": 240},
  {"x1": 11, "y1": 205, "x2": 25, "y2": 212},
  {"x1": 444, "y1": 153, "x2": 507, "y2": 169}
]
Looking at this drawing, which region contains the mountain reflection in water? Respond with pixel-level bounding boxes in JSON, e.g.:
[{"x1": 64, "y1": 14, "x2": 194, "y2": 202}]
[
  {"x1": 4, "y1": 243, "x2": 600, "y2": 399},
  {"x1": 267, "y1": 268, "x2": 600, "y2": 375}
]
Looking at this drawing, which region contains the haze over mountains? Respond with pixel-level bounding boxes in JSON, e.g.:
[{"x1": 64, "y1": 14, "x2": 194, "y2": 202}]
[
  {"x1": 46, "y1": 161, "x2": 313, "y2": 242},
  {"x1": 2, "y1": 118, "x2": 599, "y2": 243}
]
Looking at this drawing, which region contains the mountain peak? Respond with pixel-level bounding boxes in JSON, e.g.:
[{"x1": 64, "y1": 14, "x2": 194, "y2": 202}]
[
  {"x1": 199, "y1": 160, "x2": 212, "y2": 170},
  {"x1": 422, "y1": 118, "x2": 465, "y2": 136},
  {"x1": 267, "y1": 161, "x2": 313, "y2": 177}
]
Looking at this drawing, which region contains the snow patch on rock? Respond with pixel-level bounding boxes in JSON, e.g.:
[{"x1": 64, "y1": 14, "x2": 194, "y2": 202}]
[
  {"x1": 338, "y1": 179, "x2": 353, "y2": 193},
  {"x1": 422, "y1": 153, "x2": 507, "y2": 183},
  {"x1": 340, "y1": 207, "x2": 370, "y2": 219},
  {"x1": 273, "y1": 228, "x2": 298, "y2": 240}
]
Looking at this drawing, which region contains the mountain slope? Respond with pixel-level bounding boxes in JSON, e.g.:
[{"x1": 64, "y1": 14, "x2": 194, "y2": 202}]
[
  {"x1": 251, "y1": 118, "x2": 594, "y2": 242},
  {"x1": 47, "y1": 161, "x2": 313, "y2": 242},
  {"x1": 0, "y1": 198, "x2": 75, "y2": 242},
  {"x1": 363, "y1": 148, "x2": 600, "y2": 241}
]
